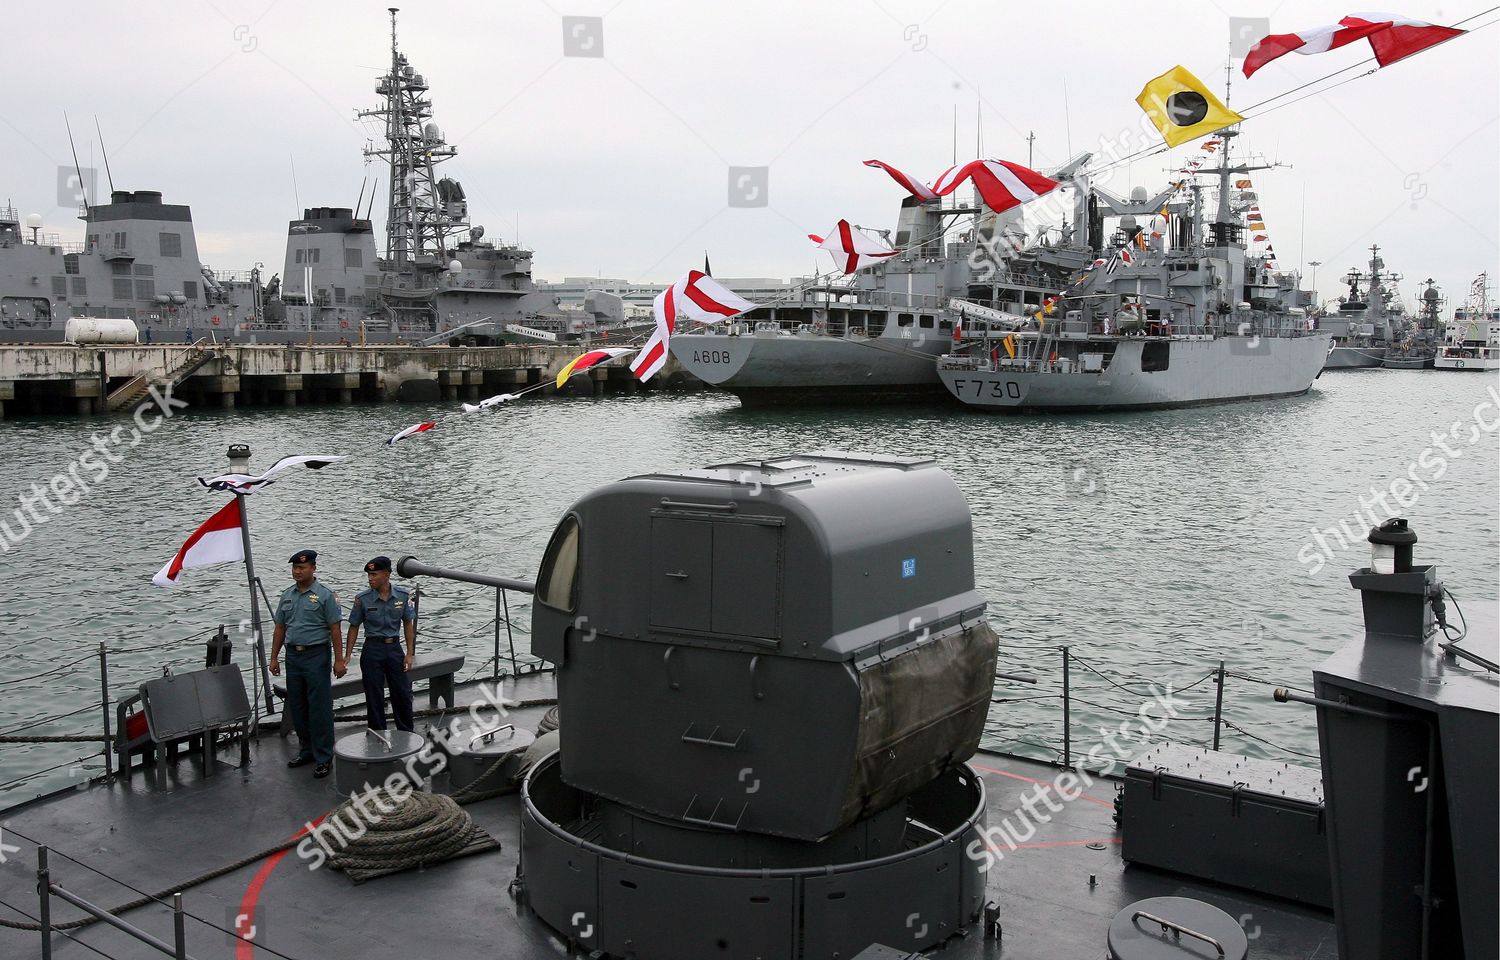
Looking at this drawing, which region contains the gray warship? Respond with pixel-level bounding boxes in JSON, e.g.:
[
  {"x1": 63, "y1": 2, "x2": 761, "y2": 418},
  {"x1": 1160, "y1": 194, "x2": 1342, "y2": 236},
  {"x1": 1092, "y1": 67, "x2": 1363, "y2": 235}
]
[
  {"x1": 1320, "y1": 245, "x2": 1406, "y2": 370},
  {"x1": 1, "y1": 450, "x2": 1495, "y2": 960},
  {"x1": 0, "y1": 11, "x2": 619, "y2": 347},
  {"x1": 669, "y1": 186, "x2": 1074, "y2": 405},
  {"x1": 673, "y1": 130, "x2": 1326, "y2": 408},
  {"x1": 1383, "y1": 278, "x2": 1446, "y2": 369},
  {"x1": 936, "y1": 130, "x2": 1330, "y2": 412}
]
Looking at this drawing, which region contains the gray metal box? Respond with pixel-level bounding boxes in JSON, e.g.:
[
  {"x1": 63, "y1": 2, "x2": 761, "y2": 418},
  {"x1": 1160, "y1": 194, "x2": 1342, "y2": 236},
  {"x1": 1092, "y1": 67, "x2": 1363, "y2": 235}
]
[
  {"x1": 530, "y1": 452, "x2": 997, "y2": 841},
  {"x1": 1121, "y1": 742, "x2": 1331, "y2": 908},
  {"x1": 1313, "y1": 568, "x2": 1499, "y2": 960}
]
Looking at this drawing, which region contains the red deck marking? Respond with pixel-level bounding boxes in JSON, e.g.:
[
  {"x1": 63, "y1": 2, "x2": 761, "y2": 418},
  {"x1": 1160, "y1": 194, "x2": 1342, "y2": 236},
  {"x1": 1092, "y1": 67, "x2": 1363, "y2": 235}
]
[
  {"x1": 970, "y1": 763, "x2": 1114, "y2": 808},
  {"x1": 235, "y1": 817, "x2": 323, "y2": 960}
]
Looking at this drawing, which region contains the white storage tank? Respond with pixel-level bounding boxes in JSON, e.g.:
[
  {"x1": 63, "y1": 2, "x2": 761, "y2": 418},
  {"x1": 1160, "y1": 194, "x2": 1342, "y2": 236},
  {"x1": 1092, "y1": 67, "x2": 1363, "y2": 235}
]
[{"x1": 64, "y1": 316, "x2": 139, "y2": 345}]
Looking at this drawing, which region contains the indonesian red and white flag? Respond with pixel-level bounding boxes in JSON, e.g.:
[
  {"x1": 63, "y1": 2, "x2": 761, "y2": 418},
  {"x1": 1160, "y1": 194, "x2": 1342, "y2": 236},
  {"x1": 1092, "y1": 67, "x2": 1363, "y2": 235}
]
[
  {"x1": 862, "y1": 159, "x2": 939, "y2": 202},
  {"x1": 386, "y1": 422, "x2": 436, "y2": 445},
  {"x1": 1243, "y1": 14, "x2": 1464, "y2": 78},
  {"x1": 631, "y1": 270, "x2": 757, "y2": 383},
  {"x1": 809, "y1": 220, "x2": 899, "y2": 274},
  {"x1": 931, "y1": 159, "x2": 1060, "y2": 214},
  {"x1": 153, "y1": 499, "x2": 245, "y2": 588}
]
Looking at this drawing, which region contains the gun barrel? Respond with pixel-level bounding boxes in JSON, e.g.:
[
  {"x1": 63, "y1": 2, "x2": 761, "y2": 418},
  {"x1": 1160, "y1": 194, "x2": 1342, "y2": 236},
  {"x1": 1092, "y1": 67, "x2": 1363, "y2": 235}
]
[{"x1": 397, "y1": 555, "x2": 535, "y2": 594}]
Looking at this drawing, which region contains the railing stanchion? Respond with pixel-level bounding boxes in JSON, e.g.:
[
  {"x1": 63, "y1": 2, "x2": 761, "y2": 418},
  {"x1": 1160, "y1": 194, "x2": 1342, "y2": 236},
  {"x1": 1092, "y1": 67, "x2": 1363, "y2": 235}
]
[
  {"x1": 173, "y1": 893, "x2": 186, "y2": 960},
  {"x1": 501, "y1": 588, "x2": 517, "y2": 678},
  {"x1": 1213, "y1": 661, "x2": 1226, "y2": 752},
  {"x1": 1062, "y1": 646, "x2": 1071, "y2": 768},
  {"x1": 37, "y1": 846, "x2": 52, "y2": 960},
  {"x1": 98, "y1": 642, "x2": 113, "y2": 779},
  {"x1": 493, "y1": 588, "x2": 501, "y2": 684}
]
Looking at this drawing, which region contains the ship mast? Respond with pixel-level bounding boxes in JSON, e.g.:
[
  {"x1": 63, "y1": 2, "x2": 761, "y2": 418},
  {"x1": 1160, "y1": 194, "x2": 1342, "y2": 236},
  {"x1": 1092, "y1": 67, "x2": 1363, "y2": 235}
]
[
  {"x1": 357, "y1": 8, "x2": 467, "y2": 276},
  {"x1": 1204, "y1": 128, "x2": 1279, "y2": 310}
]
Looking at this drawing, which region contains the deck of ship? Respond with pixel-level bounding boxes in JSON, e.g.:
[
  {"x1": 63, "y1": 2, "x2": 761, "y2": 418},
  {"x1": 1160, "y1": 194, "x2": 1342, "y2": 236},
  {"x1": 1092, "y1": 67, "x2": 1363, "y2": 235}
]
[{"x1": 0, "y1": 671, "x2": 1337, "y2": 960}]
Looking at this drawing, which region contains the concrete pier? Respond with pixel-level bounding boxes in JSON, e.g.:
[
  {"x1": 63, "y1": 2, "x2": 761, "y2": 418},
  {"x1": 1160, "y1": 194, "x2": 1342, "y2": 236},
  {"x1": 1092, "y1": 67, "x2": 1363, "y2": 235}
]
[{"x1": 0, "y1": 343, "x2": 702, "y2": 417}]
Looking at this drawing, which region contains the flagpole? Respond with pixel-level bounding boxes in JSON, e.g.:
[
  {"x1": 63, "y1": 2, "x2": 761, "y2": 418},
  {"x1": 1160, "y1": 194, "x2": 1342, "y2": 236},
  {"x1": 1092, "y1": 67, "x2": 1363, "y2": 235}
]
[
  {"x1": 228, "y1": 445, "x2": 275, "y2": 715},
  {"x1": 238, "y1": 491, "x2": 275, "y2": 716}
]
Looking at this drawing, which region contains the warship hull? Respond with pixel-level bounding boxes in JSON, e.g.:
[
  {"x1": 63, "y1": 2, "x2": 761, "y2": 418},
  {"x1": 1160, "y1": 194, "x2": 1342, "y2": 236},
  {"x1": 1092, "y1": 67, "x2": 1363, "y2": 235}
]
[
  {"x1": 1381, "y1": 355, "x2": 1434, "y2": 369},
  {"x1": 1433, "y1": 355, "x2": 1500, "y2": 371},
  {"x1": 1323, "y1": 344, "x2": 1386, "y2": 369},
  {"x1": 670, "y1": 330, "x2": 951, "y2": 405},
  {"x1": 939, "y1": 334, "x2": 1332, "y2": 412}
]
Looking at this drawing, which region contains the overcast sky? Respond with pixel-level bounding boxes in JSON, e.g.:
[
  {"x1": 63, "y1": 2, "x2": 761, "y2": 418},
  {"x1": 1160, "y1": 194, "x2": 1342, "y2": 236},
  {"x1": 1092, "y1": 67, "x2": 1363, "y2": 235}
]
[{"x1": 4, "y1": 0, "x2": 1495, "y2": 308}]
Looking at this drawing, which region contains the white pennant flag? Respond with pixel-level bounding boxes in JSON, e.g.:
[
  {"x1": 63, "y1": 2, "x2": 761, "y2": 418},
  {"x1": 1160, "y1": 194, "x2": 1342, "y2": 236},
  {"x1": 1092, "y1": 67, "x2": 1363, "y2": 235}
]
[
  {"x1": 197, "y1": 455, "x2": 345, "y2": 494},
  {"x1": 631, "y1": 270, "x2": 757, "y2": 383},
  {"x1": 810, "y1": 220, "x2": 898, "y2": 274},
  {"x1": 461, "y1": 393, "x2": 518, "y2": 413}
]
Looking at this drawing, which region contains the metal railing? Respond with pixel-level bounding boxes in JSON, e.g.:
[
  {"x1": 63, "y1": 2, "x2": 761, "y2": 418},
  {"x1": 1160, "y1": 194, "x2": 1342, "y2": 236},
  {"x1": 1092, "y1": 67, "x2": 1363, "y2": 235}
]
[
  {"x1": 35, "y1": 847, "x2": 196, "y2": 959},
  {"x1": 989, "y1": 643, "x2": 1321, "y2": 772},
  {"x1": 440, "y1": 275, "x2": 517, "y2": 291},
  {"x1": 0, "y1": 627, "x2": 234, "y2": 801},
  {"x1": 0, "y1": 607, "x2": 1318, "y2": 811}
]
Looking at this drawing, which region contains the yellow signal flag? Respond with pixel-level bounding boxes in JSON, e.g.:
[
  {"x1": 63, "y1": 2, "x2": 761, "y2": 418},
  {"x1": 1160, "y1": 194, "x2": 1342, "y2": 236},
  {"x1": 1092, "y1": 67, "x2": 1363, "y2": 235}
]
[
  {"x1": 1002, "y1": 333, "x2": 1017, "y2": 359},
  {"x1": 1136, "y1": 65, "x2": 1244, "y2": 148}
]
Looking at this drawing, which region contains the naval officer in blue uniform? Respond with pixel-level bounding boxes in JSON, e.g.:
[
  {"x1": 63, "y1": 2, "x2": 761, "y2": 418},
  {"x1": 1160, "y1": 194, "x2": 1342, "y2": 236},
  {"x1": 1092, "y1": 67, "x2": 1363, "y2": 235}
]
[
  {"x1": 344, "y1": 556, "x2": 417, "y2": 732},
  {"x1": 269, "y1": 550, "x2": 345, "y2": 778}
]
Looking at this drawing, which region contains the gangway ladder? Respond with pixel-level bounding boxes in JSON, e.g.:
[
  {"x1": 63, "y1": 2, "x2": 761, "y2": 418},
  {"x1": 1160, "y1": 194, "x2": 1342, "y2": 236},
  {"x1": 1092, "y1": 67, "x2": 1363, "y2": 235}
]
[{"x1": 106, "y1": 340, "x2": 223, "y2": 413}]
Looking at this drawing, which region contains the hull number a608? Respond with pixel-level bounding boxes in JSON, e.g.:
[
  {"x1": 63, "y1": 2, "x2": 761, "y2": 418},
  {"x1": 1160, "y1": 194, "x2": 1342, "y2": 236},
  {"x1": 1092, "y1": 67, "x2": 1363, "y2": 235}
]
[
  {"x1": 693, "y1": 350, "x2": 733, "y2": 364},
  {"x1": 950, "y1": 378, "x2": 1022, "y2": 400}
]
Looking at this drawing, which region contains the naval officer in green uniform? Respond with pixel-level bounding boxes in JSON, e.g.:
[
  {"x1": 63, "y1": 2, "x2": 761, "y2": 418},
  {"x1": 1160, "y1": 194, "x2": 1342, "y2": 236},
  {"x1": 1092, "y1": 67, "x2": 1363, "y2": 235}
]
[
  {"x1": 344, "y1": 556, "x2": 418, "y2": 732},
  {"x1": 269, "y1": 550, "x2": 345, "y2": 778}
]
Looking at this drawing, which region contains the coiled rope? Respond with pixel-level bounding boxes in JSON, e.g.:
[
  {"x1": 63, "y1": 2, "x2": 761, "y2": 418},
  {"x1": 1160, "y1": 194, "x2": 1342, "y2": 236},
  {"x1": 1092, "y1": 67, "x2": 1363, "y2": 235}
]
[{"x1": 323, "y1": 788, "x2": 477, "y2": 873}]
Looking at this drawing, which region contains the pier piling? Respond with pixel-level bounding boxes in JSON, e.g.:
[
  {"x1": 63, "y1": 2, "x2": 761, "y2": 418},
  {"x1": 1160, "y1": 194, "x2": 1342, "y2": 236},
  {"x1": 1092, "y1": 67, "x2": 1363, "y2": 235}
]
[{"x1": 0, "y1": 342, "x2": 698, "y2": 416}]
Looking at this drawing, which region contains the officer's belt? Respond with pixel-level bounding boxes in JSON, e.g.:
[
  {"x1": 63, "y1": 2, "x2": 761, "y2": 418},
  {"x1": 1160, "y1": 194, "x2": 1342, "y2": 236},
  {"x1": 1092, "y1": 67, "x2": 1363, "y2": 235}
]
[
  {"x1": 367, "y1": 636, "x2": 401, "y2": 643},
  {"x1": 288, "y1": 643, "x2": 327, "y2": 653}
]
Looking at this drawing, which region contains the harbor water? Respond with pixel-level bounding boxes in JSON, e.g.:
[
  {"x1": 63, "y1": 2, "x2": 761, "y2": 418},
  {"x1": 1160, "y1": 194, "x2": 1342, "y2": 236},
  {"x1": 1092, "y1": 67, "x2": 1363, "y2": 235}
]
[{"x1": 2, "y1": 370, "x2": 1496, "y2": 803}]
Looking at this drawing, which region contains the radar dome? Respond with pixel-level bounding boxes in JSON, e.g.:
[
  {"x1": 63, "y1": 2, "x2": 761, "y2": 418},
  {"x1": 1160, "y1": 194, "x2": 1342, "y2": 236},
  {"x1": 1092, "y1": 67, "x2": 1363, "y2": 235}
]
[
  {"x1": 24, "y1": 213, "x2": 42, "y2": 229},
  {"x1": 448, "y1": 259, "x2": 463, "y2": 274},
  {"x1": 1423, "y1": 287, "x2": 1440, "y2": 301},
  {"x1": 1120, "y1": 215, "x2": 1137, "y2": 230},
  {"x1": 1129, "y1": 186, "x2": 1148, "y2": 202}
]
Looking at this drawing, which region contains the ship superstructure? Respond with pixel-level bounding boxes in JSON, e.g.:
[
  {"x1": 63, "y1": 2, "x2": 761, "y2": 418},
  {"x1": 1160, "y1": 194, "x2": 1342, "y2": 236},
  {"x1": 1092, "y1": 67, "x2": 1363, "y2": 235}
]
[
  {"x1": 1384, "y1": 277, "x2": 1445, "y2": 368},
  {"x1": 349, "y1": 8, "x2": 558, "y2": 336},
  {"x1": 0, "y1": 194, "x2": 262, "y2": 340},
  {"x1": 1321, "y1": 244, "x2": 1406, "y2": 369},
  {"x1": 935, "y1": 127, "x2": 1330, "y2": 411}
]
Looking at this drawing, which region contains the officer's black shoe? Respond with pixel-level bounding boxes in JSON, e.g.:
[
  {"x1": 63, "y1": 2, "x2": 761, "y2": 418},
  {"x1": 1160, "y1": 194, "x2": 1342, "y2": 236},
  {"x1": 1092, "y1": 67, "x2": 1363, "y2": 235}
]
[
  {"x1": 313, "y1": 763, "x2": 331, "y2": 779},
  {"x1": 287, "y1": 755, "x2": 314, "y2": 768}
]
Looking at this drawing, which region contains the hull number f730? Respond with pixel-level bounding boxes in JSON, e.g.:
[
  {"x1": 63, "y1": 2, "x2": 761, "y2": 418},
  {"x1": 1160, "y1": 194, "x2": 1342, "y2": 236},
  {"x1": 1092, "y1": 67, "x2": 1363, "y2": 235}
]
[{"x1": 950, "y1": 378, "x2": 1022, "y2": 399}]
